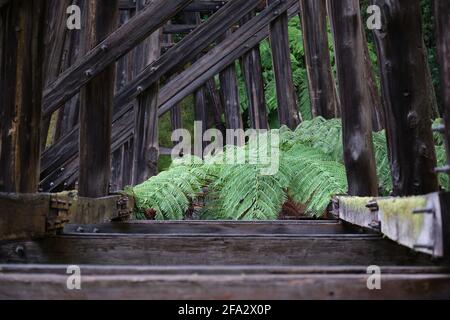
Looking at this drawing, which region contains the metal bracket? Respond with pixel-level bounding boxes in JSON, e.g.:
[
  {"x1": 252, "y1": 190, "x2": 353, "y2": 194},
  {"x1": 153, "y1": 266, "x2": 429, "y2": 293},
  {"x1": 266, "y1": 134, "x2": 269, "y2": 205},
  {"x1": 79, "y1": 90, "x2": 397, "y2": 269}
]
[
  {"x1": 47, "y1": 194, "x2": 73, "y2": 234},
  {"x1": 112, "y1": 196, "x2": 133, "y2": 222}
]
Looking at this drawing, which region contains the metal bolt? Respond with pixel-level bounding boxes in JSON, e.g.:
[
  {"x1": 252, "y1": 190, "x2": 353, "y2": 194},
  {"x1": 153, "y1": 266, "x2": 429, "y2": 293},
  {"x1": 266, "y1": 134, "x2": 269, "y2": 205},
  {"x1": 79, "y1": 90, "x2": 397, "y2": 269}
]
[
  {"x1": 368, "y1": 220, "x2": 381, "y2": 230},
  {"x1": 366, "y1": 201, "x2": 379, "y2": 212},
  {"x1": 137, "y1": 86, "x2": 143, "y2": 94},
  {"x1": 412, "y1": 207, "x2": 435, "y2": 215},
  {"x1": 76, "y1": 227, "x2": 84, "y2": 233},
  {"x1": 100, "y1": 44, "x2": 108, "y2": 51},
  {"x1": 15, "y1": 246, "x2": 25, "y2": 257},
  {"x1": 92, "y1": 228, "x2": 100, "y2": 234},
  {"x1": 84, "y1": 69, "x2": 93, "y2": 77},
  {"x1": 413, "y1": 244, "x2": 434, "y2": 251}
]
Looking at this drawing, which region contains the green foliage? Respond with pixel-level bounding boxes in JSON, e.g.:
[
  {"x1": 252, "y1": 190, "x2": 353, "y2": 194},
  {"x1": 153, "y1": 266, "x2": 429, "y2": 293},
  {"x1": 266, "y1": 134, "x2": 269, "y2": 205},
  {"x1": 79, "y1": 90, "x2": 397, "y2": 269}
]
[{"x1": 284, "y1": 144, "x2": 347, "y2": 217}]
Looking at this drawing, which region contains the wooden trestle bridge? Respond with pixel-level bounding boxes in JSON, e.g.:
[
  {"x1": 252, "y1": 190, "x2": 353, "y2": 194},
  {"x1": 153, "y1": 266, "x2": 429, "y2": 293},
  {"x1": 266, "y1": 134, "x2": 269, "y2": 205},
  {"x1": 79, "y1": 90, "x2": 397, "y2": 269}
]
[{"x1": 1, "y1": 0, "x2": 450, "y2": 299}]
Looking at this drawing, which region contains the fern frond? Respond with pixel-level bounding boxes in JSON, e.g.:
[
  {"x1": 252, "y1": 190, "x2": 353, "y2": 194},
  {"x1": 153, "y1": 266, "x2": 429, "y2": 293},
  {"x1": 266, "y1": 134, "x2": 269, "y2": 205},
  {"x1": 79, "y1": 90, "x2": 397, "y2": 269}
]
[{"x1": 284, "y1": 144, "x2": 348, "y2": 217}]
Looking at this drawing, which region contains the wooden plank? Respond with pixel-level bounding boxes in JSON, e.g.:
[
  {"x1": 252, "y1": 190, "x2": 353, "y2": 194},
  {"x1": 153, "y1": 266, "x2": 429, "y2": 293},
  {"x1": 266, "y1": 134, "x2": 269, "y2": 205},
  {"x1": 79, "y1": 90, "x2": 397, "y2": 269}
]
[
  {"x1": 40, "y1": 1, "x2": 300, "y2": 191},
  {"x1": 2, "y1": 264, "x2": 449, "y2": 276},
  {"x1": 267, "y1": 0, "x2": 301, "y2": 129},
  {"x1": 435, "y1": 0, "x2": 450, "y2": 174},
  {"x1": 240, "y1": 11, "x2": 269, "y2": 130},
  {"x1": 337, "y1": 197, "x2": 379, "y2": 231},
  {"x1": 69, "y1": 195, "x2": 133, "y2": 225},
  {"x1": 219, "y1": 38, "x2": 243, "y2": 133},
  {"x1": 0, "y1": 193, "x2": 50, "y2": 241},
  {"x1": 42, "y1": 0, "x2": 193, "y2": 119},
  {"x1": 371, "y1": 0, "x2": 439, "y2": 196},
  {"x1": 62, "y1": 220, "x2": 354, "y2": 235},
  {"x1": 0, "y1": 234, "x2": 441, "y2": 266},
  {"x1": 328, "y1": 0, "x2": 378, "y2": 197},
  {"x1": 205, "y1": 78, "x2": 226, "y2": 133},
  {"x1": 131, "y1": 1, "x2": 162, "y2": 185},
  {"x1": 337, "y1": 192, "x2": 450, "y2": 258},
  {"x1": 78, "y1": 0, "x2": 118, "y2": 198},
  {"x1": 1, "y1": 272, "x2": 450, "y2": 300},
  {"x1": 0, "y1": 0, "x2": 46, "y2": 193},
  {"x1": 299, "y1": 0, "x2": 338, "y2": 119}
]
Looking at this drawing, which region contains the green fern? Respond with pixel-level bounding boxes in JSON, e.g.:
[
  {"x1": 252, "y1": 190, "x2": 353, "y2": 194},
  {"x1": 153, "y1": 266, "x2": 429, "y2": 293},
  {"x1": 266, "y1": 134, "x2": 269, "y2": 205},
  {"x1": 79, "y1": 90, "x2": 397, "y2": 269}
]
[{"x1": 284, "y1": 144, "x2": 348, "y2": 216}]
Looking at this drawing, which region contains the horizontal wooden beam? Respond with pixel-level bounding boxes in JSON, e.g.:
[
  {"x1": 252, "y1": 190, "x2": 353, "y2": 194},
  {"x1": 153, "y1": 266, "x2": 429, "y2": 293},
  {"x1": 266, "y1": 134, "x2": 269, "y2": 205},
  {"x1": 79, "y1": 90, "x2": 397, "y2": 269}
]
[
  {"x1": 0, "y1": 234, "x2": 441, "y2": 266},
  {"x1": 42, "y1": 0, "x2": 193, "y2": 118},
  {"x1": 1, "y1": 269, "x2": 450, "y2": 299},
  {"x1": 62, "y1": 220, "x2": 356, "y2": 236},
  {"x1": 336, "y1": 192, "x2": 450, "y2": 258},
  {"x1": 0, "y1": 192, "x2": 133, "y2": 241}
]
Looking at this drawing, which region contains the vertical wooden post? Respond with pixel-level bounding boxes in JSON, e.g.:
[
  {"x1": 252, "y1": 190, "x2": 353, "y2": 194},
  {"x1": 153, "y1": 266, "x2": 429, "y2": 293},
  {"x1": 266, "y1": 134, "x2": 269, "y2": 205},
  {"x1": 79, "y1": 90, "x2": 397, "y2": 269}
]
[
  {"x1": 78, "y1": 0, "x2": 119, "y2": 198},
  {"x1": 240, "y1": 11, "x2": 269, "y2": 130},
  {"x1": 328, "y1": 0, "x2": 379, "y2": 197},
  {"x1": 205, "y1": 78, "x2": 226, "y2": 134},
  {"x1": 219, "y1": 61, "x2": 243, "y2": 132},
  {"x1": 218, "y1": 31, "x2": 243, "y2": 135},
  {"x1": 40, "y1": 0, "x2": 72, "y2": 150},
  {"x1": 0, "y1": 0, "x2": 46, "y2": 193},
  {"x1": 435, "y1": 0, "x2": 450, "y2": 173},
  {"x1": 371, "y1": 0, "x2": 439, "y2": 196},
  {"x1": 267, "y1": 0, "x2": 301, "y2": 129},
  {"x1": 299, "y1": 0, "x2": 338, "y2": 120},
  {"x1": 132, "y1": 1, "x2": 162, "y2": 185}
]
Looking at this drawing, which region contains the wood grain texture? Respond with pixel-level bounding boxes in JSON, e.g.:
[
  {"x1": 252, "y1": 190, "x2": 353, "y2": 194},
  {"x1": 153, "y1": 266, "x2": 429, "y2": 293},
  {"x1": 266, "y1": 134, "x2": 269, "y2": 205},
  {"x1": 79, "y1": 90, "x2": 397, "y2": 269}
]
[
  {"x1": 328, "y1": 0, "x2": 379, "y2": 197},
  {"x1": 62, "y1": 220, "x2": 356, "y2": 235},
  {"x1": 131, "y1": 1, "x2": 162, "y2": 184},
  {"x1": 78, "y1": 0, "x2": 118, "y2": 198},
  {"x1": 267, "y1": 0, "x2": 301, "y2": 129},
  {"x1": 240, "y1": 11, "x2": 269, "y2": 130},
  {"x1": 42, "y1": 0, "x2": 193, "y2": 118},
  {"x1": 435, "y1": 0, "x2": 450, "y2": 174},
  {"x1": 371, "y1": 0, "x2": 439, "y2": 196},
  {"x1": 299, "y1": 0, "x2": 339, "y2": 119},
  {"x1": 0, "y1": 234, "x2": 441, "y2": 266},
  {"x1": 0, "y1": 0, "x2": 46, "y2": 193},
  {"x1": 1, "y1": 272, "x2": 450, "y2": 300}
]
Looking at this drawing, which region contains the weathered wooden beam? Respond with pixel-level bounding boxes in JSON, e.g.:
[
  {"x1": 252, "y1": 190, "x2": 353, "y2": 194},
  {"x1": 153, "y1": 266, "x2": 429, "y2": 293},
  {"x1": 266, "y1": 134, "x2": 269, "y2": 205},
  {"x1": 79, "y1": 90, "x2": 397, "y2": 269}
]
[
  {"x1": 0, "y1": 192, "x2": 133, "y2": 241},
  {"x1": 240, "y1": 11, "x2": 269, "y2": 130},
  {"x1": 42, "y1": 0, "x2": 193, "y2": 119},
  {"x1": 39, "y1": 2, "x2": 300, "y2": 192},
  {"x1": 158, "y1": 1, "x2": 299, "y2": 115},
  {"x1": 78, "y1": 0, "x2": 118, "y2": 198},
  {"x1": 63, "y1": 220, "x2": 352, "y2": 235},
  {"x1": 328, "y1": 0, "x2": 379, "y2": 197},
  {"x1": 219, "y1": 35, "x2": 243, "y2": 134},
  {"x1": 435, "y1": 0, "x2": 450, "y2": 174},
  {"x1": 131, "y1": 1, "x2": 162, "y2": 185},
  {"x1": 163, "y1": 24, "x2": 197, "y2": 34},
  {"x1": 337, "y1": 192, "x2": 450, "y2": 258},
  {"x1": 0, "y1": 0, "x2": 46, "y2": 193},
  {"x1": 267, "y1": 0, "x2": 301, "y2": 129},
  {"x1": 1, "y1": 268, "x2": 450, "y2": 300},
  {"x1": 113, "y1": 0, "x2": 263, "y2": 112},
  {"x1": 0, "y1": 234, "x2": 440, "y2": 266},
  {"x1": 299, "y1": 0, "x2": 338, "y2": 119},
  {"x1": 205, "y1": 78, "x2": 226, "y2": 133},
  {"x1": 371, "y1": 0, "x2": 439, "y2": 196}
]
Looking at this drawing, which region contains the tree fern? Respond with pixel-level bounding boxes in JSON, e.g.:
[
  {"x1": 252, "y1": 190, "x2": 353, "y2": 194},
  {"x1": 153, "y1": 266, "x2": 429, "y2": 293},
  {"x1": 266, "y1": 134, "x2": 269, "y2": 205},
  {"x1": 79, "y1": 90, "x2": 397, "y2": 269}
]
[{"x1": 284, "y1": 144, "x2": 348, "y2": 216}]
